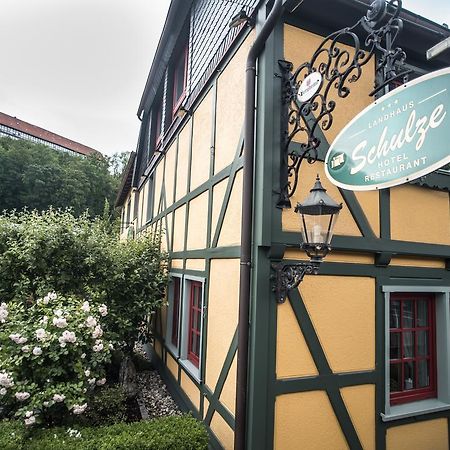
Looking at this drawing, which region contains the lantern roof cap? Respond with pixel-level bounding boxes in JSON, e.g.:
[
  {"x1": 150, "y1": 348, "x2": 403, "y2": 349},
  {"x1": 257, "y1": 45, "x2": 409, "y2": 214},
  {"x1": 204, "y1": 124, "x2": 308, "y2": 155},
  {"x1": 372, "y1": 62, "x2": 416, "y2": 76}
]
[{"x1": 295, "y1": 175, "x2": 343, "y2": 215}]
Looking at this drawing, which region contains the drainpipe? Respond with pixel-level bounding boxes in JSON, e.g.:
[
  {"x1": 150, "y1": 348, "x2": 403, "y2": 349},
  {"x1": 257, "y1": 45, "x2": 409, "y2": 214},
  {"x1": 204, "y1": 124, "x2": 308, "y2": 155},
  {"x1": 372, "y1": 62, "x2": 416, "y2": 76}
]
[{"x1": 235, "y1": 1, "x2": 283, "y2": 449}]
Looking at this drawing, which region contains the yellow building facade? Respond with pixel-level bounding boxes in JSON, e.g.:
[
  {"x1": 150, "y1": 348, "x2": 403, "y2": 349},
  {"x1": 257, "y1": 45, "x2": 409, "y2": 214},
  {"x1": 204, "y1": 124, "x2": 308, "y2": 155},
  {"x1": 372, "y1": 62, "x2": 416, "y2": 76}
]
[{"x1": 116, "y1": 0, "x2": 450, "y2": 448}]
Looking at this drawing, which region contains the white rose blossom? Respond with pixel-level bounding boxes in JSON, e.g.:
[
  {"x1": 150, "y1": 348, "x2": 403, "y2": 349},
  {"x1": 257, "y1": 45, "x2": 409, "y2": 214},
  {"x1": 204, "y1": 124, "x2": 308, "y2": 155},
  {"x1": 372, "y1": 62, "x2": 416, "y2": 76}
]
[
  {"x1": 88, "y1": 378, "x2": 96, "y2": 385},
  {"x1": 35, "y1": 328, "x2": 47, "y2": 341},
  {"x1": 92, "y1": 325, "x2": 103, "y2": 339},
  {"x1": 81, "y1": 301, "x2": 90, "y2": 312},
  {"x1": 0, "y1": 371, "x2": 14, "y2": 388},
  {"x1": 21, "y1": 345, "x2": 30, "y2": 353},
  {"x1": 32, "y1": 347, "x2": 42, "y2": 356},
  {"x1": 9, "y1": 334, "x2": 27, "y2": 344},
  {"x1": 85, "y1": 316, "x2": 97, "y2": 328},
  {"x1": 43, "y1": 401, "x2": 50, "y2": 407},
  {"x1": 59, "y1": 330, "x2": 77, "y2": 344},
  {"x1": 53, "y1": 317, "x2": 67, "y2": 328},
  {"x1": 0, "y1": 302, "x2": 8, "y2": 323},
  {"x1": 73, "y1": 404, "x2": 87, "y2": 415},
  {"x1": 25, "y1": 411, "x2": 34, "y2": 418},
  {"x1": 96, "y1": 378, "x2": 106, "y2": 386},
  {"x1": 53, "y1": 394, "x2": 65, "y2": 402},
  {"x1": 15, "y1": 392, "x2": 30, "y2": 401},
  {"x1": 40, "y1": 315, "x2": 49, "y2": 325},
  {"x1": 84, "y1": 370, "x2": 90, "y2": 377},
  {"x1": 0, "y1": 388, "x2": 6, "y2": 395},
  {"x1": 81, "y1": 353, "x2": 86, "y2": 359},
  {"x1": 24, "y1": 415, "x2": 36, "y2": 426},
  {"x1": 98, "y1": 304, "x2": 108, "y2": 317},
  {"x1": 93, "y1": 340, "x2": 104, "y2": 352},
  {"x1": 54, "y1": 309, "x2": 63, "y2": 317}
]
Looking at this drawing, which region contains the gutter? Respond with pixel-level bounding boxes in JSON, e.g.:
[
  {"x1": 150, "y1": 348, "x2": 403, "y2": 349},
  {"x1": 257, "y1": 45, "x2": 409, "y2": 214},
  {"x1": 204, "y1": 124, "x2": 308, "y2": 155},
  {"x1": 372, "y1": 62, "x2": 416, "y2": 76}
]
[{"x1": 234, "y1": 1, "x2": 283, "y2": 449}]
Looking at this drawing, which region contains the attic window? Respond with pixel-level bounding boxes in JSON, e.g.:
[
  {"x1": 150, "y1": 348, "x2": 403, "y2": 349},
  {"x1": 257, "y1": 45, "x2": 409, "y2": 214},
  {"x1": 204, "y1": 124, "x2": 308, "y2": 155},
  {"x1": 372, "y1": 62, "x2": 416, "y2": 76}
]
[{"x1": 172, "y1": 44, "x2": 188, "y2": 116}]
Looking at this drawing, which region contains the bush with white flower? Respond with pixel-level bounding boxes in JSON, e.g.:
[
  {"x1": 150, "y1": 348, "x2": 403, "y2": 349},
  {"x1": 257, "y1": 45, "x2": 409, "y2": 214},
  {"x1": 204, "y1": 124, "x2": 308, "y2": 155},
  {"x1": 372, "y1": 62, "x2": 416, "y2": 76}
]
[{"x1": 0, "y1": 292, "x2": 112, "y2": 426}]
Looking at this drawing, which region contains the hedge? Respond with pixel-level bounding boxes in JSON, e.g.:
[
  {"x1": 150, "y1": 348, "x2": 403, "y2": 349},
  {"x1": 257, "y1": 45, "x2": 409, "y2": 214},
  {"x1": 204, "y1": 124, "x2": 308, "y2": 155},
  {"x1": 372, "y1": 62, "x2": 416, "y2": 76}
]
[{"x1": 0, "y1": 415, "x2": 208, "y2": 450}]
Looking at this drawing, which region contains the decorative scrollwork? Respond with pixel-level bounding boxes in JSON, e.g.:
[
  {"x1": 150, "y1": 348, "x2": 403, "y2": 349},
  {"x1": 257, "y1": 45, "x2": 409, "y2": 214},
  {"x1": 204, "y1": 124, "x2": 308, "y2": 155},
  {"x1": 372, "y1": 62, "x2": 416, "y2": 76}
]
[
  {"x1": 277, "y1": 0, "x2": 410, "y2": 208},
  {"x1": 271, "y1": 261, "x2": 321, "y2": 303}
]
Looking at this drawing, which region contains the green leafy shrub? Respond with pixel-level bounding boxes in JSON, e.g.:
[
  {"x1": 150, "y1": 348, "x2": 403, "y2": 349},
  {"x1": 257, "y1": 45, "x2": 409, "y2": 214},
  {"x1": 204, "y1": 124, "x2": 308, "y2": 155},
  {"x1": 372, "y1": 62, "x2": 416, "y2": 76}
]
[
  {"x1": 0, "y1": 415, "x2": 208, "y2": 449},
  {"x1": 0, "y1": 292, "x2": 112, "y2": 426},
  {"x1": 82, "y1": 385, "x2": 127, "y2": 426},
  {"x1": 0, "y1": 209, "x2": 168, "y2": 349}
]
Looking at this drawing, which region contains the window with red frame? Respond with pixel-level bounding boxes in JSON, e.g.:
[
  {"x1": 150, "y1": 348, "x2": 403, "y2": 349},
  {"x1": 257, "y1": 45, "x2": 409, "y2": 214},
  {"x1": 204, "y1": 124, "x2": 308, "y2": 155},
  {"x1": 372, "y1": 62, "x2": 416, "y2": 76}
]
[
  {"x1": 187, "y1": 281, "x2": 202, "y2": 367},
  {"x1": 171, "y1": 277, "x2": 181, "y2": 348},
  {"x1": 172, "y1": 45, "x2": 188, "y2": 116},
  {"x1": 154, "y1": 101, "x2": 163, "y2": 148},
  {"x1": 389, "y1": 293, "x2": 436, "y2": 405}
]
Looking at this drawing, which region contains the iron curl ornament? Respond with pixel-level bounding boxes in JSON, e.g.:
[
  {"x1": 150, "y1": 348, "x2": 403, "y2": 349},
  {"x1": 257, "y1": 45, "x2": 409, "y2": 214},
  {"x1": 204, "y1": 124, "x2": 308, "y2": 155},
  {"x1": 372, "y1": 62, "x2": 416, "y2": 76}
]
[{"x1": 277, "y1": 0, "x2": 410, "y2": 208}]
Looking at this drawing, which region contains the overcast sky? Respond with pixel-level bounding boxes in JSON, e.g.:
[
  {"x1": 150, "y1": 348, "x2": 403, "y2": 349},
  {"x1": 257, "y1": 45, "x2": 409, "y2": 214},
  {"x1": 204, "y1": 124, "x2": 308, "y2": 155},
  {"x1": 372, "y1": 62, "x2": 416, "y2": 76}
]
[{"x1": 0, "y1": 0, "x2": 448, "y2": 157}]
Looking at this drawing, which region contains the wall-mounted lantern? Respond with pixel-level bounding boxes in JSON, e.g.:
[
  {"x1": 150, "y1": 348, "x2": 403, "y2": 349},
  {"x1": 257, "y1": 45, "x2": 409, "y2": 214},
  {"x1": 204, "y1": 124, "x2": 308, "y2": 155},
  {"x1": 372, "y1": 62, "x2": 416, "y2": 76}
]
[{"x1": 272, "y1": 175, "x2": 342, "y2": 303}]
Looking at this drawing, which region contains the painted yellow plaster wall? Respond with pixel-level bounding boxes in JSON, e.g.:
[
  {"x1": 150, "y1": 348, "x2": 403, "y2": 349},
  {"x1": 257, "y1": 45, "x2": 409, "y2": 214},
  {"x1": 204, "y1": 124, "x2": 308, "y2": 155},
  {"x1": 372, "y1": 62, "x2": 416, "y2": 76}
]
[
  {"x1": 274, "y1": 391, "x2": 348, "y2": 450},
  {"x1": 284, "y1": 25, "x2": 375, "y2": 145},
  {"x1": 206, "y1": 259, "x2": 239, "y2": 396},
  {"x1": 180, "y1": 370, "x2": 200, "y2": 411},
  {"x1": 187, "y1": 192, "x2": 208, "y2": 250},
  {"x1": 211, "y1": 412, "x2": 234, "y2": 450},
  {"x1": 386, "y1": 418, "x2": 449, "y2": 450},
  {"x1": 186, "y1": 259, "x2": 206, "y2": 271},
  {"x1": 390, "y1": 256, "x2": 445, "y2": 268},
  {"x1": 300, "y1": 276, "x2": 375, "y2": 372},
  {"x1": 164, "y1": 141, "x2": 177, "y2": 208},
  {"x1": 164, "y1": 212, "x2": 173, "y2": 252},
  {"x1": 166, "y1": 352, "x2": 178, "y2": 380},
  {"x1": 218, "y1": 170, "x2": 243, "y2": 247},
  {"x1": 282, "y1": 161, "x2": 361, "y2": 236},
  {"x1": 153, "y1": 161, "x2": 164, "y2": 217},
  {"x1": 175, "y1": 123, "x2": 191, "y2": 201},
  {"x1": 191, "y1": 89, "x2": 213, "y2": 190},
  {"x1": 212, "y1": 178, "x2": 228, "y2": 240},
  {"x1": 215, "y1": 33, "x2": 253, "y2": 174},
  {"x1": 355, "y1": 190, "x2": 380, "y2": 237},
  {"x1": 219, "y1": 355, "x2": 237, "y2": 415},
  {"x1": 341, "y1": 384, "x2": 375, "y2": 450},
  {"x1": 391, "y1": 185, "x2": 450, "y2": 245},
  {"x1": 203, "y1": 398, "x2": 210, "y2": 419},
  {"x1": 276, "y1": 300, "x2": 318, "y2": 378},
  {"x1": 171, "y1": 259, "x2": 184, "y2": 269},
  {"x1": 172, "y1": 205, "x2": 186, "y2": 252},
  {"x1": 284, "y1": 249, "x2": 373, "y2": 265}
]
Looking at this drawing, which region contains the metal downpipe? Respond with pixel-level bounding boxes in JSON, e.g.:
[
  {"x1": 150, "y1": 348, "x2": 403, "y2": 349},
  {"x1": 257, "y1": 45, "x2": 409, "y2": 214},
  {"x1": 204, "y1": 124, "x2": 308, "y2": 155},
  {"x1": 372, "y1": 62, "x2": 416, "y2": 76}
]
[{"x1": 234, "y1": 1, "x2": 283, "y2": 449}]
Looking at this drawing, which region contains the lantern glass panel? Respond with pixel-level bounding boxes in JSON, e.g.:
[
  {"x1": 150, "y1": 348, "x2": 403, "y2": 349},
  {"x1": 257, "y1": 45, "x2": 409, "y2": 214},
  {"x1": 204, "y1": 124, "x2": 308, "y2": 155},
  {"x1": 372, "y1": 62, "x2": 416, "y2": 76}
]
[{"x1": 300, "y1": 211, "x2": 339, "y2": 245}]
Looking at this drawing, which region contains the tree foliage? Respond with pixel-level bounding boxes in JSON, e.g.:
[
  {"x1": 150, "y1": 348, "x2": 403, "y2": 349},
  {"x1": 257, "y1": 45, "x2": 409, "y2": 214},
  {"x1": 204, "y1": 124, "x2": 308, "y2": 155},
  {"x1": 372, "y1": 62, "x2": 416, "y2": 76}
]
[{"x1": 0, "y1": 137, "x2": 128, "y2": 217}]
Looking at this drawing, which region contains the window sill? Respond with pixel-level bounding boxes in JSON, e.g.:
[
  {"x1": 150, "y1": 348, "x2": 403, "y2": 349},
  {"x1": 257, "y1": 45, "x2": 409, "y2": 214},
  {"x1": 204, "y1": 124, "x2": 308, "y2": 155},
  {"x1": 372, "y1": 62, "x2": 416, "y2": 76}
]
[
  {"x1": 166, "y1": 342, "x2": 179, "y2": 360},
  {"x1": 382, "y1": 399, "x2": 450, "y2": 422},
  {"x1": 179, "y1": 358, "x2": 201, "y2": 384}
]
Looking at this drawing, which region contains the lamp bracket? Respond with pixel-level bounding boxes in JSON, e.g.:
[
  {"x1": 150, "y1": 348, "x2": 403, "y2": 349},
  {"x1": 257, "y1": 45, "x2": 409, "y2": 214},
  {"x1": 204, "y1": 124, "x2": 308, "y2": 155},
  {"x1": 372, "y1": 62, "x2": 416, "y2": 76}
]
[
  {"x1": 271, "y1": 260, "x2": 321, "y2": 303},
  {"x1": 277, "y1": 0, "x2": 411, "y2": 208}
]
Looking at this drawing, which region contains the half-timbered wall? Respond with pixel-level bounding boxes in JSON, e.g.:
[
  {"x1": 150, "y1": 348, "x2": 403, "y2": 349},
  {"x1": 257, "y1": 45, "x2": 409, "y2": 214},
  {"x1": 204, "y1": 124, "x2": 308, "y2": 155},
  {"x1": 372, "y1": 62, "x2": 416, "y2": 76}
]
[
  {"x1": 246, "y1": 20, "x2": 450, "y2": 450},
  {"x1": 139, "y1": 32, "x2": 254, "y2": 450}
]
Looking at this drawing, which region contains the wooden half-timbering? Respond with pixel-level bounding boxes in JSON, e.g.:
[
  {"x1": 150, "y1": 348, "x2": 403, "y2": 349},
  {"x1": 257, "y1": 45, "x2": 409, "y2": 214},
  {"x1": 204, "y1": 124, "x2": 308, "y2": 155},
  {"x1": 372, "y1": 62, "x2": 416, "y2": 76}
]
[
  {"x1": 246, "y1": 8, "x2": 450, "y2": 450},
  {"x1": 117, "y1": 0, "x2": 450, "y2": 449},
  {"x1": 139, "y1": 31, "x2": 254, "y2": 450}
]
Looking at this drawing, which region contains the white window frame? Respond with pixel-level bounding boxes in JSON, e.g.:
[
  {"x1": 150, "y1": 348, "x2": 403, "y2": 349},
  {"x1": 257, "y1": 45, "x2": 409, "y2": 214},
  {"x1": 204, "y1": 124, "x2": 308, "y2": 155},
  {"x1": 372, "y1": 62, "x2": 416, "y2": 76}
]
[
  {"x1": 166, "y1": 273, "x2": 205, "y2": 382},
  {"x1": 382, "y1": 285, "x2": 450, "y2": 421},
  {"x1": 166, "y1": 273, "x2": 182, "y2": 358}
]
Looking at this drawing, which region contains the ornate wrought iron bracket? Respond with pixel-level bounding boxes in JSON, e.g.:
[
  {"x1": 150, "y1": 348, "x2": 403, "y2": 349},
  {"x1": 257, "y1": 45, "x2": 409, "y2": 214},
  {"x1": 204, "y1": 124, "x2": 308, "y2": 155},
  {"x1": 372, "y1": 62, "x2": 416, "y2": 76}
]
[
  {"x1": 271, "y1": 260, "x2": 321, "y2": 303},
  {"x1": 277, "y1": 0, "x2": 411, "y2": 208}
]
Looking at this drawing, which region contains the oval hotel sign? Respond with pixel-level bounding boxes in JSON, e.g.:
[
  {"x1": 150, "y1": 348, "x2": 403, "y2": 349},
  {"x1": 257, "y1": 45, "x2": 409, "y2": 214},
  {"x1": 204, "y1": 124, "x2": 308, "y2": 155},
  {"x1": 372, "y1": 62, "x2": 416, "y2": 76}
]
[{"x1": 325, "y1": 68, "x2": 450, "y2": 190}]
